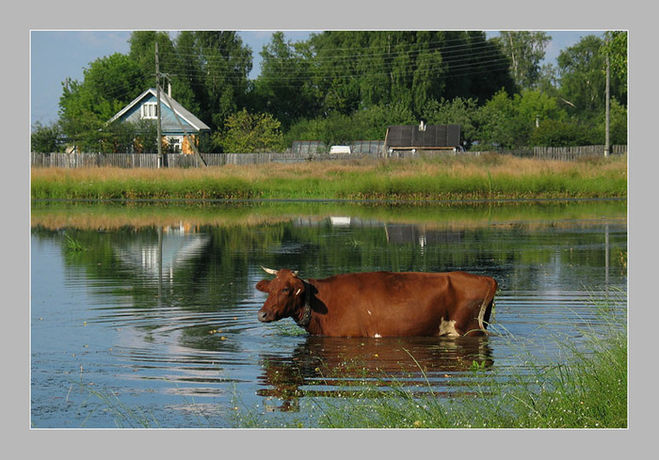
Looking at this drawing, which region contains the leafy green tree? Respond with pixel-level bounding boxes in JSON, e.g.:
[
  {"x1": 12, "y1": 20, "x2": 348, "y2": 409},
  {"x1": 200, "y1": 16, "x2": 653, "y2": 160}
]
[
  {"x1": 557, "y1": 35, "x2": 607, "y2": 115},
  {"x1": 603, "y1": 31, "x2": 628, "y2": 106},
  {"x1": 129, "y1": 120, "x2": 159, "y2": 153},
  {"x1": 421, "y1": 97, "x2": 480, "y2": 148},
  {"x1": 285, "y1": 102, "x2": 416, "y2": 147},
  {"x1": 529, "y1": 119, "x2": 594, "y2": 146},
  {"x1": 474, "y1": 89, "x2": 568, "y2": 148},
  {"x1": 58, "y1": 53, "x2": 147, "y2": 151},
  {"x1": 514, "y1": 89, "x2": 566, "y2": 126},
  {"x1": 536, "y1": 63, "x2": 561, "y2": 95},
  {"x1": 476, "y1": 89, "x2": 517, "y2": 148},
  {"x1": 31, "y1": 122, "x2": 64, "y2": 153},
  {"x1": 495, "y1": 31, "x2": 550, "y2": 90},
  {"x1": 590, "y1": 98, "x2": 627, "y2": 145},
  {"x1": 351, "y1": 103, "x2": 417, "y2": 139},
  {"x1": 128, "y1": 31, "x2": 252, "y2": 132},
  {"x1": 251, "y1": 32, "x2": 318, "y2": 128},
  {"x1": 186, "y1": 31, "x2": 252, "y2": 129},
  {"x1": 129, "y1": 31, "x2": 199, "y2": 116},
  {"x1": 213, "y1": 109, "x2": 285, "y2": 153},
  {"x1": 304, "y1": 31, "x2": 514, "y2": 118}
]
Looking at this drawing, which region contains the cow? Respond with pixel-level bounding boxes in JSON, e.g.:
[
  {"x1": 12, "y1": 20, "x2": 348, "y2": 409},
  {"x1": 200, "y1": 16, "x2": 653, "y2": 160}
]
[{"x1": 255, "y1": 267, "x2": 497, "y2": 338}]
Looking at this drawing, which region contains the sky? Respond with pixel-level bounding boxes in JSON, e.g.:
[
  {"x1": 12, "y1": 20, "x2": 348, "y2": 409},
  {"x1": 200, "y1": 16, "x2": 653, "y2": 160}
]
[{"x1": 30, "y1": 30, "x2": 604, "y2": 126}]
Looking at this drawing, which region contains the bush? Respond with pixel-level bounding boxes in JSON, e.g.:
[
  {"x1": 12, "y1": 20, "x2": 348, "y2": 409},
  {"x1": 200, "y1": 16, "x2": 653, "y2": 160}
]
[
  {"x1": 530, "y1": 119, "x2": 595, "y2": 146},
  {"x1": 213, "y1": 109, "x2": 285, "y2": 153},
  {"x1": 31, "y1": 122, "x2": 64, "y2": 153}
]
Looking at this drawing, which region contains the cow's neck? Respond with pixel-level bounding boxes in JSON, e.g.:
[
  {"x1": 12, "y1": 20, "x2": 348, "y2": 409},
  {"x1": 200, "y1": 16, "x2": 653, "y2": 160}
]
[{"x1": 294, "y1": 279, "x2": 313, "y2": 329}]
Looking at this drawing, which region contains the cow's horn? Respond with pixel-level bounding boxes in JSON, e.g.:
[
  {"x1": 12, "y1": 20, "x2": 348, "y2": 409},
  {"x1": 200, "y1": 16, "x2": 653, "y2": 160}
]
[
  {"x1": 292, "y1": 270, "x2": 299, "y2": 277},
  {"x1": 260, "y1": 266, "x2": 278, "y2": 275}
]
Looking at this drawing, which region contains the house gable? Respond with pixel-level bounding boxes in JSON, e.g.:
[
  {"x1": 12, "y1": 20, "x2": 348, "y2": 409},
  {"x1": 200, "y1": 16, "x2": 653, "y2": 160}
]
[{"x1": 108, "y1": 89, "x2": 210, "y2": 136}]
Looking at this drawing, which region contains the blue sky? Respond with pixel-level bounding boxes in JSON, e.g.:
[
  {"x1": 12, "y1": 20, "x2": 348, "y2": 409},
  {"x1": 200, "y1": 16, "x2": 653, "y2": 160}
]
[{"x1": 30, "y1": 30, "x2": 604, "y2": 126}]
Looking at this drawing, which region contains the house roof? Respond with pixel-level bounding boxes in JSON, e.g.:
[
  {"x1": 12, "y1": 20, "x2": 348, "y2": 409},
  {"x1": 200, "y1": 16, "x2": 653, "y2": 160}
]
[{"x1": 108, "y1": 88, "x2": 210, "y2": 132}]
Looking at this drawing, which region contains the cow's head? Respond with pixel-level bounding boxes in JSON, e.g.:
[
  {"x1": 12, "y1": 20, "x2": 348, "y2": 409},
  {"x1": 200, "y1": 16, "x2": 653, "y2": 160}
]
[{"x1": 256, "y1": 267, "x2": 306, "y2": 323}]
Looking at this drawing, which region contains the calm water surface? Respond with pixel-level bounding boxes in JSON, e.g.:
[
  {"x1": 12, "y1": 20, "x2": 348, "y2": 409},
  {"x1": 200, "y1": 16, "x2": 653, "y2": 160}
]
[{"x1": 30, "y1": 203, "x2": 627, "y2": 427}]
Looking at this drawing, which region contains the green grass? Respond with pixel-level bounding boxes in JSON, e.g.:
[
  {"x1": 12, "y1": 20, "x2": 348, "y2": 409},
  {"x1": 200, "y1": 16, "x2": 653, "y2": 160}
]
[
  {"x1": 63, "y1": 232, "x2": 85, "y2": 251},
  {"x1": 313, "y1": 310, "x2": 627, "y2": 428},
  {"x1": 31, "y1": 154, "x2": 627, "y2": 202}
]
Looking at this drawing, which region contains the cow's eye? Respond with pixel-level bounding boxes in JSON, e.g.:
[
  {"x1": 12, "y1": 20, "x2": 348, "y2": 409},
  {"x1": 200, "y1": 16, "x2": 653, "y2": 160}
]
[{"x1": 282, "y1": 287, "x2": 290, "y2": 293}]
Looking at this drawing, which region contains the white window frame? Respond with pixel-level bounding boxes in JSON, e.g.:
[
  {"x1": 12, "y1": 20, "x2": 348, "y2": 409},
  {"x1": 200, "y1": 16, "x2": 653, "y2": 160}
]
[
  {"x1": 167, "y1": 136, "x2": 183, "y2": 153},
  {"x1": 141, "y1": 102, "x2": 158, "y2": 119}
]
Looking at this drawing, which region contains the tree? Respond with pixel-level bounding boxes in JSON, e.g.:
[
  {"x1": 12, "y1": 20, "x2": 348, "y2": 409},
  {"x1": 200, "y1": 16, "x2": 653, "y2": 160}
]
[
  {"x1": 129, "y1": 31, "x2": 200, "y2": 117},
  {"x1": 421, "y1": 97, "x2": 480, "y2": 148},
  {"x1": 529, "y1": 119, "x2": 594, "y2": 146},
  {"x1": 495, "y1": 31, "x2": 550, "y2": 90},
  {"x1": 557, "y1": 35, "x2": 607, "y2": 115},
  {"x1": 304, "y1": 31, "x2": 514, "y2": 118},
  {"x1": 185, "y1": 31, "x2": 252, "y2": 129},
  {"x1": 251, "y1": 32, "x2": 318, "y2": 128},
  {"x1": 129, "y1": 31, "x2": 253, "y2": 132},
  {"x1": 474, "y1": 89, "x2": 568, "y2": 148},
  {"x1": 604, "y1": 31, "x2": 628, "y2": 106},
  {"x1": 285, "y1": 102, "x2": 416, "y2": 147},
  {"x1": 213, "y1": 109, "x2": 285, "y2": 153},
  {"x1": 476, "y1": 89, "x2": 517, "y2": 148},
  {"x1": 58, "y1": 53, "x2": 147, "y2": 151},
  {"x1": 31, "y1": 122, "x2": 64, "y2": 153}
]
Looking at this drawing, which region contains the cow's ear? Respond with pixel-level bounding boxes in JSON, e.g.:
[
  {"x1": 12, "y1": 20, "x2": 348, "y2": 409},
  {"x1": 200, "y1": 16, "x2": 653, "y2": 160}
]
[{"x1": 256, "y1": 279, "x2": 271, "y2": 293}]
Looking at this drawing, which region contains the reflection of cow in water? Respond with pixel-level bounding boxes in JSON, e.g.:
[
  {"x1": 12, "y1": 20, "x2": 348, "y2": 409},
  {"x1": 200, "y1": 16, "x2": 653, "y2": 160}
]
[{"x1": 257, "y1": 335, "x2": 493, "y2": 412}]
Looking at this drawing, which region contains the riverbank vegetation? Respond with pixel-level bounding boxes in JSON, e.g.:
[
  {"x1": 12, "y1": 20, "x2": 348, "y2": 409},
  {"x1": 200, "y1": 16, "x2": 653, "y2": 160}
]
[
  {"x1": 31, "y1": 153, "x2": 627, "y2": 201},
  {"x1": 318, "y1": 335, "x2": 626, "y2": 428},
  {"x1": 31, "y1": 199, "x2": 627, "y2": 232}
]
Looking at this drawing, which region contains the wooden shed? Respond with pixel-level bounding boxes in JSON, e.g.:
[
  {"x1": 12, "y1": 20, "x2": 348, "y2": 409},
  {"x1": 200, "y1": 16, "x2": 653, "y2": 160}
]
[{"x1": 384, "y1": 123, "x2": 461, "y2": 153}]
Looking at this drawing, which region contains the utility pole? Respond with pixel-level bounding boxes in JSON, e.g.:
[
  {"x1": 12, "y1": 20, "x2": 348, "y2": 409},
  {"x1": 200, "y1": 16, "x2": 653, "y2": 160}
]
[
  {"x1": 605, "y1": 38, "x2": 611, "y2": 158},
  {"x1": 155, "y1": 41, "x2": 164, "y2": 168},
  {"x1": 161, "y1": 90, "x2": 208, "y2": 167}
]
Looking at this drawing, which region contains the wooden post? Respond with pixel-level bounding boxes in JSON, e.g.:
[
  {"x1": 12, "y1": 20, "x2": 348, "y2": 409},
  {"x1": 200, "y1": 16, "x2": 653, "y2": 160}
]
[
  {"x1": 605, "y1": 47, "x2": 611, "y2": 158},
  {"x1": 155, "y1": 42, "x2": 163, "y2": 168}
]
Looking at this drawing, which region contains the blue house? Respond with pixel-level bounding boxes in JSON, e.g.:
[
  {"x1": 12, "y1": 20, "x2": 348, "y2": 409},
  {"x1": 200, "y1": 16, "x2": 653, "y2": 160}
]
[{"x1": 108, "y1": 88, "x2": 210, "y2": 154}]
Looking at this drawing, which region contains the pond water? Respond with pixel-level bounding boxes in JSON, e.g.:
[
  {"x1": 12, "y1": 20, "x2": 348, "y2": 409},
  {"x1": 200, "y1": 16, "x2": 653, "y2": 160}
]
[{"x1": 30, "y1": 202, "x2": 627, "y2": 428}]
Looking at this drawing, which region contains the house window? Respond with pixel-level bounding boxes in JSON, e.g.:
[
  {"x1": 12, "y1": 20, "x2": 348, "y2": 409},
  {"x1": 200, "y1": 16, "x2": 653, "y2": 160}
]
[
  {"x1": 141, "y1": 102, "x2": 158, "y2": 119},
  {"x1": 166, "y1": 136, "x2": 183, "y2": 153}
]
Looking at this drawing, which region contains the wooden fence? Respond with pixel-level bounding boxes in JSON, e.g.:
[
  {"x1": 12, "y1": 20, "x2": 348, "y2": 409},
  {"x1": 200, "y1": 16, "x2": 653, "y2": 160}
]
[
  {"x1": 31, "y1": 144, "x2": 627, "y2": 169},
  {"x1": 473, "y1": 145, "x2": 627, "y2": 161},
  {"x1": 31, "y1": 151, "x2": 362, "y2": 168}
]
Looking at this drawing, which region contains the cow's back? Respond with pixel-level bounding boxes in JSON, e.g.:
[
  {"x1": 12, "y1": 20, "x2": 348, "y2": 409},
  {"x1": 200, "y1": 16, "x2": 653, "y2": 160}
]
[{"x1": 309, "y1": 271, "x2": 493, "y2": 337}]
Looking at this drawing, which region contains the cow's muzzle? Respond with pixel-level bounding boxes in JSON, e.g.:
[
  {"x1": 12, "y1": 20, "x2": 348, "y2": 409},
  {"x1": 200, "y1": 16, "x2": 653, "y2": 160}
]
[{"x1": 258, "y1": 309, "x2": 273, "y2": 322}]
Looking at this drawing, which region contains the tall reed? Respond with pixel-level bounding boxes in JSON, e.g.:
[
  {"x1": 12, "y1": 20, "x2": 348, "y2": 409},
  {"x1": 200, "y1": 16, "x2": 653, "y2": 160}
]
[{"x1": 31, "y1": 154, "x2": 627, "y2": 201}]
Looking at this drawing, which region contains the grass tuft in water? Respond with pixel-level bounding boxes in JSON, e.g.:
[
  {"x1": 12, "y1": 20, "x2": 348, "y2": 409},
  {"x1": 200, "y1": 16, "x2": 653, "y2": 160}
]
[{"x1": 63, "y1": 233, "x2": 85, "y2": 252}]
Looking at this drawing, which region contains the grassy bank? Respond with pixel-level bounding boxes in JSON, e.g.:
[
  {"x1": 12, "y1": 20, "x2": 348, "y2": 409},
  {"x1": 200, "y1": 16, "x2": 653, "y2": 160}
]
[
  {"x1": 314, "y1": 329, "x2": 627, "y2": 428},
  {"x1": 31, "y1": 154, "x2": 627, "y2": 201},
  {"x1": 31, "y1": 199, "x2": 627, "y2": 231}
]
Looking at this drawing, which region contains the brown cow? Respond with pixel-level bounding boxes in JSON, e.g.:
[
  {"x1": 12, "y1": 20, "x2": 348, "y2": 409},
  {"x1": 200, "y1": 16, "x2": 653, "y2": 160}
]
[{"x1": 255, "y1": 267, "x2": 497, "y2": 337}]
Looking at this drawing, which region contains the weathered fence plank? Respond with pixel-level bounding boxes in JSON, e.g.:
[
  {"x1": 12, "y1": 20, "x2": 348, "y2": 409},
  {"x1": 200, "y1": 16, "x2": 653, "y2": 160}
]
[{"x1": 30, "y1": 145, "x2": 627, "y2": 168}]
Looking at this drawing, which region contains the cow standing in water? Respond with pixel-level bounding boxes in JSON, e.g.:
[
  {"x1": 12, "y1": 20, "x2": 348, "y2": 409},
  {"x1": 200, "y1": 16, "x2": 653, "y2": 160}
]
[{"x1": 255, "y1": 267, "x2": 497, "y2": 337}]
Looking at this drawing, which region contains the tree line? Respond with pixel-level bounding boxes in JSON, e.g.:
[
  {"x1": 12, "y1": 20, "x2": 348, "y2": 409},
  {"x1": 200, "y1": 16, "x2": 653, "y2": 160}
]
[{"x1": 31, "y1": 30, "x2": 627, "y2": 154}]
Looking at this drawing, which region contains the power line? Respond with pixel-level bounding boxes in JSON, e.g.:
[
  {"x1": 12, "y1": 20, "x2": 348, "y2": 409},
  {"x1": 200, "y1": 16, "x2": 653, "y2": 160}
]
[
  {"x1": 159, "y1": 39, "x2": 505, "y2": 72},
  {"x1": 158, "y1": 45, "x2": 511, "y2": 80}
]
